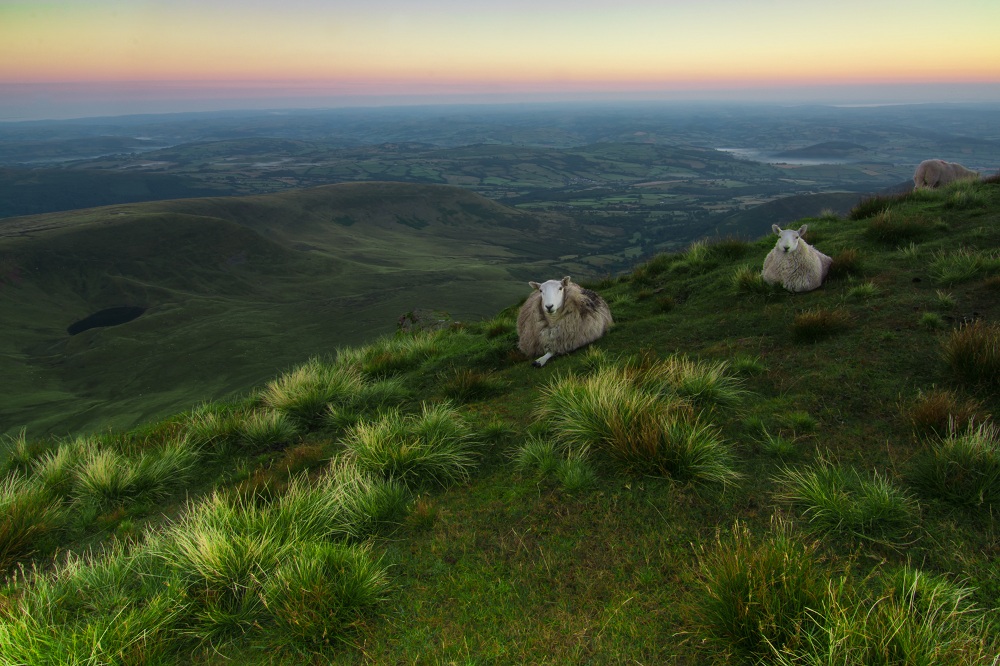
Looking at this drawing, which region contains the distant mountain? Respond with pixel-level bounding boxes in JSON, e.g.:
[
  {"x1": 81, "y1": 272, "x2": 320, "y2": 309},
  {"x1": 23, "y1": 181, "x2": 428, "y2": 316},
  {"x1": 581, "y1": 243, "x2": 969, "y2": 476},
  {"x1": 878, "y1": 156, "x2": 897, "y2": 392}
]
[{"x1": 0, "y1": 182, "x2": 595, "y2": 437}]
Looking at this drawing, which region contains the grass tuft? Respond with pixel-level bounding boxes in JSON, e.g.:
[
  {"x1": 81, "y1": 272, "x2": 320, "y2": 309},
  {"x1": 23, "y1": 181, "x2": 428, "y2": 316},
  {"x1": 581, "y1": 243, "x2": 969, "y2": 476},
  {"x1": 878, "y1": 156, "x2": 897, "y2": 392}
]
[
  {"x1": 774, "y1": 458, "x2": 918, "y2": 544},
  {"x1": 920, "y1": 311, "x2": 946, "y2": 330},
  {"x1": 846, "y1": 281, "x2": 879, "y2": 300},
  {"x1": 792, "y1": 308, "x2": 850, "y2": 342},
  {"x1": 261, "y1": 541, "x2": 390, "y2": 653},
  {"x1": 930, "y1": 247, "x2": 1000, "y2": 285},
  {"x1": 555, "y1": 453, "x2": 598, "y2": 492},
  {"x1": 769, "y1": 567, "x2": 999, "y2": 665},
  {"x1": 237, "y1": 409, "x2": 301, "y2": 450},
  {"x1": 537, "y1": 365, "x2": 740, "y2": 483},
  {"x1": 905, "y1": 389, "x2": 986, "y2": 437},
  {"x1": 0, "y1": 429, "x2": 44, "y2": 476},
  {"x1": 343, "y1": 402, "x2": 478, "y2": 488},
  {"x1": 864, "y1": 209, "x2": 933, "y2": 244},
  {"x1": 262, "y1": 357, "x2": 365, "y2": 425},
  {"x1": 909, "y1": 421, "x2": 1000, "y2": 508},
  {"x1": 731, "y1": 265, "x2": 775, "y2": 298},
  {"x1": 513, "y1": 437, "x2": 564, "y2": 477},
  {"x1": 0, "y1": 474, "x2": 65, "y2": 572},
  {"x1": 828, "y1": 248, "x2": 864, "y2": 279},
  {"x1": 692, "y1": 520, "x2": 828, "y2": 662},
  {"x1": 439, "y1": 368, "x2": 508, "y2": 403},
  {"x1": 942, "y1": 320, "x2": 1000, "y2": 385}
]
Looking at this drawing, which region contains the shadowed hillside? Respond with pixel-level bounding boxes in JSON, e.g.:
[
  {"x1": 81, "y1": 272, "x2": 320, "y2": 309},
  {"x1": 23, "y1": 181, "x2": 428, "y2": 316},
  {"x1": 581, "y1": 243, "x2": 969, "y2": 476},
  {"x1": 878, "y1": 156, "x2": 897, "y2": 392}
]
[{"x1": 0, "y1": 182, "x2": 602, "y2": 437}]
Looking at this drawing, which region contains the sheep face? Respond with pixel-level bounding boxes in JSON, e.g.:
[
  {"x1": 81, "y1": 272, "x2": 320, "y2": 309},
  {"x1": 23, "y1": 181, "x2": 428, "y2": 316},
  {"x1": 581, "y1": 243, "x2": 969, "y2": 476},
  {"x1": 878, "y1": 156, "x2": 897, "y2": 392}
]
[
  {"x1": 528, "y1": 276, "x2": 571, "y2": 316},
  {"x1": 772, "y1": 224, "x2": 808, "y2": 254}
]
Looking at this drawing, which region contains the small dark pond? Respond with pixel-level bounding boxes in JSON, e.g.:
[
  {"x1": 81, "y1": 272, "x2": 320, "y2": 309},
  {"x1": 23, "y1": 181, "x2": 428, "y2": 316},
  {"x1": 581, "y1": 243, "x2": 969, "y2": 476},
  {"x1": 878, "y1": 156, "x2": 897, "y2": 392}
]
[{"x1": 67, "y1": 306, "x2": 147, "y2": 336}]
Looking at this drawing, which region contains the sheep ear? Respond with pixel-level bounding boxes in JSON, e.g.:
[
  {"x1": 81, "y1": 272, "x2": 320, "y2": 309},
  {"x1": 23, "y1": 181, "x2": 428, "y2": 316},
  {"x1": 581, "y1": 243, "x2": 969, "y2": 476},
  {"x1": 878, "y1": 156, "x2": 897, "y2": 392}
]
[
  {"x1": 528, "y1": 281, "x2": 541, "y2": 290},
  {"x1": 561, "y1": 276, "x2": 571, "y2": 286},
  {"x1": 798, "y1": 224, "x2": 809, "y2": 235},
  {"x1": 772, "y1": 224, "x2": 782, "y2": 235}
]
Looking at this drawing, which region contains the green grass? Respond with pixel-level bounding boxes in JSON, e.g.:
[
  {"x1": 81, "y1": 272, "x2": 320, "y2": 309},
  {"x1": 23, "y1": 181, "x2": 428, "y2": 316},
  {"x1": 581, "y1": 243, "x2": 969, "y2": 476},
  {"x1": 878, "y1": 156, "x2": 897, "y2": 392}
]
[
  {"x1": 910, "y1": 421, "x2": 1000, "y2": 508},
  {"x1": 0, "y1": 474, "x2": 65, "y2": 572},
  {"x1": 342, "y1": 402, "x2": 479, "y2": 488},
  {"x1": 942, "y1": 320, "x2": 1000, "y2": 385},
  {"x1": 1, "y1": 179, "x2": 999, "y2": 663},
  {"x1": 536, "y1": 364, "x2": 741, "y2": 483},
  {"x1": 774, "y1": 458, "x2": 919, "y2": 544},
  {"x1": 930, "y1": 247, "x2": 1000, "y2": 285},
  {"x1": 692, "y1": 520, "x2": 829, "y2": 662}
]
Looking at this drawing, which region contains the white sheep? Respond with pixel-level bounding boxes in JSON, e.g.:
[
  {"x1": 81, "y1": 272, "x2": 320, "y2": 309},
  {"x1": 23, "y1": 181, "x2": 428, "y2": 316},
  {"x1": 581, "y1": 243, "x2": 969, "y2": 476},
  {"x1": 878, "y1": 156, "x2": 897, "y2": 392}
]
[
  {"x1": 913, "y1": 159, "x2": 979, "y2": 189},
  {"x1": 517, "y1": 276, "x2": 613, "y2": 367},
  {"x1": 761, "y1": 224, "x2": 833, "y2": 293}
]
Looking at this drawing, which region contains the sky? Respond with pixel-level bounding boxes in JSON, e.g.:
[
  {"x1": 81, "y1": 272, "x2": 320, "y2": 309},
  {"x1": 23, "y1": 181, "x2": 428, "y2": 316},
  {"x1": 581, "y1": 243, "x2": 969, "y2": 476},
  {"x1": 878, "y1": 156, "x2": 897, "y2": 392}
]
[{"x1": 2, "y1": 0, "x2": 1000, "y2": 120}]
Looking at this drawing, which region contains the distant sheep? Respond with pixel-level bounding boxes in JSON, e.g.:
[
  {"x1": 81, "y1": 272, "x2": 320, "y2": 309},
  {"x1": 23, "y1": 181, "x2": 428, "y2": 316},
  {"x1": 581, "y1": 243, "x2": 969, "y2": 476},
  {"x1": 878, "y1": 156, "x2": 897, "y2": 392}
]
[
  {"x1": 761, "y1": 224, "x2": 833, "y2": 293},
  {"x1": 913, "y1": 159, "x2": 979, "y2": 189},
  {"x1": 517, "y1": 276, "x2": 613, "y2": 367}
]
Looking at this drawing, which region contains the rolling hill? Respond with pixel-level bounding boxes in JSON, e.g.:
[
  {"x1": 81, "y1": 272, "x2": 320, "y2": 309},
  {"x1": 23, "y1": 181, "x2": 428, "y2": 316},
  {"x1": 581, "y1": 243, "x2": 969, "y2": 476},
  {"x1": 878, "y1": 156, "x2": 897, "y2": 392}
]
[
  {"x1": 0, "y1": 182, "x2": 604, "y2": 437},
  {"x1": 0, "y1": 178, "x2": 997, "y2": 664}
]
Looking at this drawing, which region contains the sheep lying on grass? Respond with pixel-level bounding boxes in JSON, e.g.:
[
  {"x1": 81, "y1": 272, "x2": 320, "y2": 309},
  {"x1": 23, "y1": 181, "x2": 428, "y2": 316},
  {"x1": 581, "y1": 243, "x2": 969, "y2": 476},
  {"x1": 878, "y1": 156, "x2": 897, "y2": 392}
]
[
  {"x1": 913, "y1": 159, "x2": 979, "y2": 189},
  {"x1": 517, "y1": 276, "x2": 613, "y2": 367},
  {"x1": 762, "y1": 224, "x2": 833, "y2": 293}
]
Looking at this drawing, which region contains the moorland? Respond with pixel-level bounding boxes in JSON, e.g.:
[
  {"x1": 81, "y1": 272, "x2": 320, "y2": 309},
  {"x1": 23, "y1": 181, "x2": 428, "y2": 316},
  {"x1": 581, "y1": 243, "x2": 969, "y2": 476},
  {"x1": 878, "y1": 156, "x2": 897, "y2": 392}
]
[
  {"x1": 1, "y1": 101, "x2": 999, "y2": 437},
  {"x1": 1, "y1": 176, "x2": 998, "y2": 664}
]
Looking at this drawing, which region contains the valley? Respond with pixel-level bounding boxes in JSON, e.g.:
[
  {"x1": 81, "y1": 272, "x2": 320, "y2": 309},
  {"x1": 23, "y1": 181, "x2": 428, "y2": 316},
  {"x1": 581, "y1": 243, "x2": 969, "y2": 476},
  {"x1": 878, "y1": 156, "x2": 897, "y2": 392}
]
[{"x1": 2, "y1": 101, "x2": 999, "y2": 436}]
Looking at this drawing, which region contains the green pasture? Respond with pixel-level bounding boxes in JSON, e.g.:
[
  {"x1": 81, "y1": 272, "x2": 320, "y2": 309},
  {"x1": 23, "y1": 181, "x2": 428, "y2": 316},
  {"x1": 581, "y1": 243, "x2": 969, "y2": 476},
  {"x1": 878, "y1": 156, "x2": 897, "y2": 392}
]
[{"x1": 1, "y1": 178, "x2": 998, "y2": 664}]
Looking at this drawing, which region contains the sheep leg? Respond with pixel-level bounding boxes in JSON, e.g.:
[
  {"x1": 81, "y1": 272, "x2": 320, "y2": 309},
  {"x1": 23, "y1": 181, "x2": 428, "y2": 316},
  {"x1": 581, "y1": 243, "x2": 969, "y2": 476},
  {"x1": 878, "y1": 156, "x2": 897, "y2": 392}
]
[{"x1": 532, "y1": 352, "x2": 554, "y2": 367}]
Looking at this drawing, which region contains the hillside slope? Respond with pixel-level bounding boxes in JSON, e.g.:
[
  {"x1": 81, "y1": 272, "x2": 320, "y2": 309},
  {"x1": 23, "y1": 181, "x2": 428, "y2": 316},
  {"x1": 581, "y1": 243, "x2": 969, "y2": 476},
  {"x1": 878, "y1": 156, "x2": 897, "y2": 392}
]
[
  {"x1": 0, "y1": 179, "x2": 997, "y2": 664},
  {"x1": 0, "y1": 182, "x2": 599, "y2": 437}
]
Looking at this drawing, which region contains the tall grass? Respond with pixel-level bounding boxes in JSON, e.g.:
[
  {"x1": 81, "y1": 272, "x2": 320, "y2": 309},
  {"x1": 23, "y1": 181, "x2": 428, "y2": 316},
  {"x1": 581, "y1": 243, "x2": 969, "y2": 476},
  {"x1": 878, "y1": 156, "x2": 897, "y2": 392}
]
[
  {"x1": 694, "y1": 525, "x2": 999, "y2": 665},
  {"x1": 910, "y1": 421, "x2": 1000, "y2": 508},
  {"x1": 864, "y1": 209, "x2": 932, "y2": 244},
  {"x1": 904, "y1": 389, "x2": 984, "y2": 437},
  {"x1": 930, "y1": 247, "x2": 1000, "y2": 285},
  {"x1": 0, "y1": 428, "x2": 43, "y2": 475},
  {"x1": 732, "y1": 264, "x2": 775, "y2": 297},
  {"x1": 342, "y1": 402, "x2": 478, "y2": 487},
  {"x1": 944, "y1": 180, "x2": 988, "y2": 209},
  {"x1": 536, "y1": 365, "x2": 740, "y2": 483},
  {"x1": 261, "y1": 540, "x2": 391, "y2": 653},
  {"x1": 336, "y1": 329, "x2": 443, "y2": 378},
  {"x1": 0, "y1": 544, "x2": 186, "y2": 665},
  {"x1": 692, "y1": 520, "x2": 828, "y2": 662},
  {"x1": 161, "y1": 465, "x2": 401, "y2": 651},
  {"x1": 769, "y1": 568, "x2": 999, "y2": 666},
  {"x1": 641, "y1": 355, "x2": 749, "y2": 409},
  {"x1": 237, "y1": 409, "x2": 300, "y2": 450},
  {"x1": 0, "y1": 474, "x2": 65, "y2": 572},
  {"x1": 942, "y1": 320, "x2": 1000, "y2": 385},
  {"x1": 792, "y1": 308, "x2": 851, "y2": 342},
  {"x1": 73, "y1": 437, "x2": 200, "y2": 510},
  {"x1": 262, "y1": 357, "x2": 366, "y2": 424},
  {"x1": 774, "y1": 459, "x2": 918, "y2": 544},
  {"x1": 183, "y1": 402, "x2": 253, "y2": 450}
]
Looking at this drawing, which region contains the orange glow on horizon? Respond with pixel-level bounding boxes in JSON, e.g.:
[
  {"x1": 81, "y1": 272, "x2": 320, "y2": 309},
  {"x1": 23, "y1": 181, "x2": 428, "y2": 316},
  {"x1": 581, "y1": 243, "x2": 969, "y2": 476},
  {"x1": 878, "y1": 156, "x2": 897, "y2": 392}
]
[{"x1": 2, "y1": 1, "x2": 999, "y2": 100}]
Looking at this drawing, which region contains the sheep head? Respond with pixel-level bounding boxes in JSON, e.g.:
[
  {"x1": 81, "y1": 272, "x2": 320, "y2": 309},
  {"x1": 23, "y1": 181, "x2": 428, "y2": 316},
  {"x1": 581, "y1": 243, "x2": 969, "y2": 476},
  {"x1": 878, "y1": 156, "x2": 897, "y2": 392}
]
[
  {"x1": 772, "y1": 224, "x2": 808, "y2": 254},
  {"x1": 528, "y1": 276, "x2": 571, "y2": 315}
]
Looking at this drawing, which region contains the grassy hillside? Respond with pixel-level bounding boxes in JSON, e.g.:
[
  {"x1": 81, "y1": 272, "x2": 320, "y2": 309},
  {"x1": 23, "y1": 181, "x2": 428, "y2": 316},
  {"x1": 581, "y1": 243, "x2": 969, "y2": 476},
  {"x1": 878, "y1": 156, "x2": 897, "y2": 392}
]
[
  {"x1": 1, "y1": 178, "x2": 999, "y2": 664},
  {"x1": 0, "y1": 182, "x2": 607, "y2": 438}
]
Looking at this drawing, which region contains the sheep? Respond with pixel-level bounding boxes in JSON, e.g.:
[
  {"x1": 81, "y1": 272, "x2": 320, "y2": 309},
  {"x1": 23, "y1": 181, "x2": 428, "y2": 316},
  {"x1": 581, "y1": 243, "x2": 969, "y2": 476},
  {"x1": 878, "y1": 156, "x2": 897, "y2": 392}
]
[
  {"x1": 517, "y1": 276, "x2": 613, "y2": 367},
  {"x1": 761, "y1": 224, "x2": 833, "y2": 293},
  {"x1": 913, "y1": 159, "x2": 979, "y2": 189}
]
